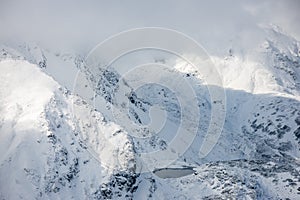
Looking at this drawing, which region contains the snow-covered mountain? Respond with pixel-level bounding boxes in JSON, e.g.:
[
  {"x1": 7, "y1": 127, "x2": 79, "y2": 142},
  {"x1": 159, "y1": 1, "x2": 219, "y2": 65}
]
[
  {"x1": 1, "y1": 24, "x2": 300, "y2": 199},
  {"x1": 1, "y1": 0, "x2": 300, "y2": 197}
]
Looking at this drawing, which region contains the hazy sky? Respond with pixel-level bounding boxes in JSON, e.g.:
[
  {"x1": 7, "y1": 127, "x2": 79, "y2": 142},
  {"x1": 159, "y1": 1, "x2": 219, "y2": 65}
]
[{"x1": 0, "y1": 0, "x2": 299, "y2": 54}]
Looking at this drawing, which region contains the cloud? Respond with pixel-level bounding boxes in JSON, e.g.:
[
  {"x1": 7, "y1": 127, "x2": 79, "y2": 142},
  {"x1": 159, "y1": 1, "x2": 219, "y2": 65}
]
[
  {"x1": 0, "y1": 0, "x2": 299, "y2": 54},
  {"x1": 243, "y1": 0, "x2": 300, "y2": 40}
]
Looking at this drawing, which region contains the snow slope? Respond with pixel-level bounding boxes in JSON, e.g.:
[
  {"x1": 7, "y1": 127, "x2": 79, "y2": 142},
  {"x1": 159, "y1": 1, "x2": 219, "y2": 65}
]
[{"x1": 0, "y1": 60, "x2": 137, "y2": 199}]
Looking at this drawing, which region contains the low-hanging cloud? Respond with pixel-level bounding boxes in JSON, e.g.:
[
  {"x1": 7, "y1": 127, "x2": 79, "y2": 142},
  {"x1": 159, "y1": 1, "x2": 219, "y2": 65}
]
[{"x1": 0, "y1": 0, "x2": 299, "y2": 55}]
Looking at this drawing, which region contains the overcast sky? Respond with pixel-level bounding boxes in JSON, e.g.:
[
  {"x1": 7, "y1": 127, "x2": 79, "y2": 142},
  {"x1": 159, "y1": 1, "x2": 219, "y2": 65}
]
[{"x1": 0, "y1": 0, "x2": 299, "y2": 54}]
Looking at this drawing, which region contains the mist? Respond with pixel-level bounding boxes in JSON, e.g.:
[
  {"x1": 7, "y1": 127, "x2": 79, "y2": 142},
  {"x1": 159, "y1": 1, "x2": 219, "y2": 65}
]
[{"x1": 0, "y1": 0, "x2": 299, "y2": 55}]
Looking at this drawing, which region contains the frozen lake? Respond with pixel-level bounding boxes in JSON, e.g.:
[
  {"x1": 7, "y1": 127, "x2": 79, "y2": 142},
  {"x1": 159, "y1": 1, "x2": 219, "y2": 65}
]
[{"x1": 153, "y1": 167, "x2": 195, "y2": 179}]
